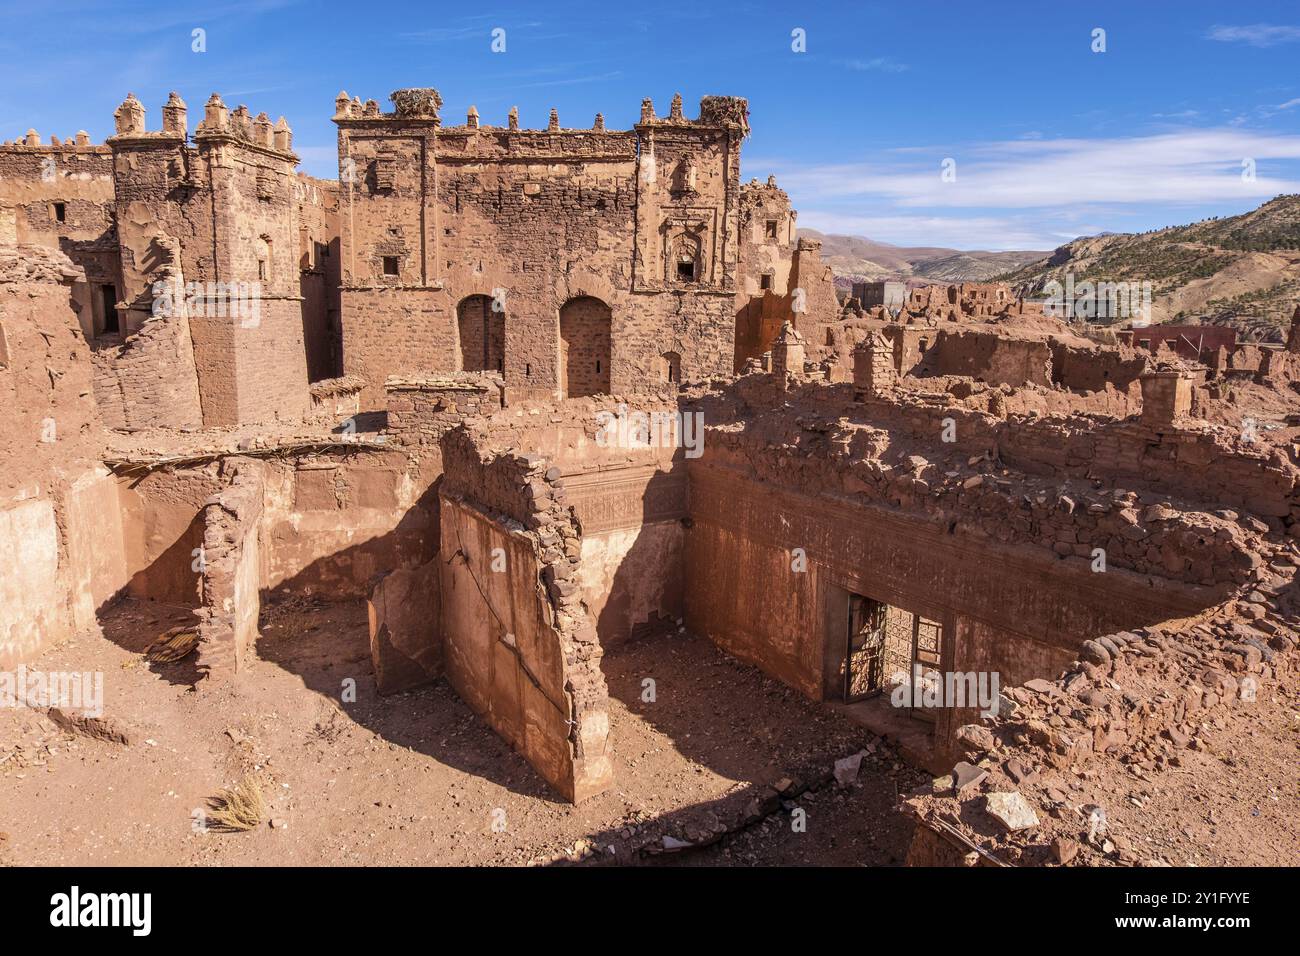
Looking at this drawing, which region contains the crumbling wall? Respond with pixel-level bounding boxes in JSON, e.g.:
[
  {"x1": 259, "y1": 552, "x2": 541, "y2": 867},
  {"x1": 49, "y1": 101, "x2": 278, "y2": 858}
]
[
  {"x1": 684, "y1": 460, "x2": 1217, "y2": 705},
  {"x1": 0, "y1": 245, "x2": 129, "y2": 665},
  {"x1": 196, "y1": 462, "x2": 265, "y2": 678},
  {"x1": 1049, "y1": 338, "x2": 1147, "y2": 393},
  {"x1": 368, "y1": 559, "x2": 441, "y2": 694},
  {"x1": 109, "y1": 94, "x2": 311, "y2": 426},
  {"x1": 296, "y1": 174, "x2": 342, "y2": 381},
  {"x1": 256, "y1": 447, "x2": 435, "y2": 597},
  {"x1": 453, "y1": 394, "x2": 689, "y2": 647},
  {"x1": 902, "y1": 567, "x2": 1297, "y2": 866},
  {"x1": 438, "y1": 429, "x2": 611, "y2": 802},
  {"x1": 385, "y1": 375, "x2": 503, "y2": 447},
  {"x1": 921, "y1": 329, "x2": 1052, "y2": 387},
  {"x1": 88, "y1": 253, "x2": 204, "y2": 429}
]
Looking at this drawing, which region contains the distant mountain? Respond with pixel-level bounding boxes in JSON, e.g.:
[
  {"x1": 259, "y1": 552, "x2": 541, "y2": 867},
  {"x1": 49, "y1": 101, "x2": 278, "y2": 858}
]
[
  {"x1": 998, "y1": 195, "x2": 1300, "y2": 333},
  {"x1": 799, "y1": 228, "x2": 1050, "y2": 285}
]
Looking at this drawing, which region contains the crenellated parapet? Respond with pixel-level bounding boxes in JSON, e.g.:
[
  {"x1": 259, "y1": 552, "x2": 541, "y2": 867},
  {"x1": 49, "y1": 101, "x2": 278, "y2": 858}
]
[{"x1": 191, "y1": 93, "x2": 296, "y2": 161}]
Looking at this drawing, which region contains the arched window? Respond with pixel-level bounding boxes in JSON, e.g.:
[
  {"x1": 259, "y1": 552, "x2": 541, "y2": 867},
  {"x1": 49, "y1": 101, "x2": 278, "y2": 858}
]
[
  {"x1": 558, "y1": 296, "x2": 612, "y2": 397},
  {"x1": 457, "y1": 295, "x2": 504, "y2": 372}
]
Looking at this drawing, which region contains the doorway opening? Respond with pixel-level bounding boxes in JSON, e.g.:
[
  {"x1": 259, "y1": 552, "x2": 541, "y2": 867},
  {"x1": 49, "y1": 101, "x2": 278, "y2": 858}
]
[{"x1": 842, "y1": 592, "x2": 944, "y2": 731}]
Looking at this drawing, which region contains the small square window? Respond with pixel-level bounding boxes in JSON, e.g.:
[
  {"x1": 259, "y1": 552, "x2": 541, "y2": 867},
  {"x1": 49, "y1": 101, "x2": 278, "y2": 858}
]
[
  {"x1": 52, "y1": 202, "x2": 66, "y2": 223},
  {"x1": 677, "y1": 261, "x2": 696, "y2": 282},
  {"x1": 760, "y1": 273, "x2": 773, "y2": 291},
  {"x1": 764, "y1": 219, "x2": 778, "y2": 239},
  {"x1": 382, "y1": 256, "x2": 400, "y2": 276}
]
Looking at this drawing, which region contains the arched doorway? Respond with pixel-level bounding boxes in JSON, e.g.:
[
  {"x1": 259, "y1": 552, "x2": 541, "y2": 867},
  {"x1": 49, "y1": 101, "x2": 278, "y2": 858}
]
[
  {"x1": 559, "y1": 296, "x2": 611, "y2": 397},
  {"x1": 457, "y1": 294, "x2": 504, "y2": 373}
]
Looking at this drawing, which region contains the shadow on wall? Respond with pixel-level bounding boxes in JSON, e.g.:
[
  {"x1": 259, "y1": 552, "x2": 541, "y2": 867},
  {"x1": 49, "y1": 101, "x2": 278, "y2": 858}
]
[
  {"x1": 251, "y1": 478, "x2": 574, "y2": 803},
  {"x1": 589, "y1": 467, "x2": 688, "y2": 649}
]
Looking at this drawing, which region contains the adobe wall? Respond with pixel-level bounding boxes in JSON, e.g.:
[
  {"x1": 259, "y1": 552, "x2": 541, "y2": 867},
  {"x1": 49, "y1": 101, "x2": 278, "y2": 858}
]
[
  {"x1": 439, "y1": 432, "x2": 612, "y2": 802},
  {"x1": 258, "y1": 447, "x2": 437, "y2": 597},
  {"x1": 1049, "y1": 338, "x2": 1147, "y2": 393},
  {"x1": 295, "y1": 174, "x2": 342, "y2": 381},
  {"x1": 0, "y1": 247, "x2": 131, "y2": 666},
  {"x1": 108, "y1": 95, "x2": 311, "y2": 426},
  {"x1": 0, "y1": 141, "x2": 115, "y2": 249},
  {"x1": 88, "y1": 266, "x2": 204, "y2": 430},
  {"x1": 922, "y1": 328, "x2": 1052, "y2": 387},
  {"x1": 684, "y1": 461, "x2": 1216, "y2": 706},
  {"x1": 196, "y1": 462, "x2": 265, "y2": 678},
  {"x1": 0, "y1": 140, "x2": 119, "y2": 338},
  {"x1": 446, "y1": 394, "x2": 688, "y2": 648},
  {"x1": 335, "y1": 92, "x2": 745, "y2": 407}
]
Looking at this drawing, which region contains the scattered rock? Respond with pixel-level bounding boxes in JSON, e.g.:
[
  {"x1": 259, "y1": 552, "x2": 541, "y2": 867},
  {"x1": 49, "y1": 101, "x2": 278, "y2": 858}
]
[
  {"x1": 983, "y1": 791, "x2": 1040, "y2": 832},
  {"x1": 833, "y1": 751, "x2": 865, "y2": 787}
]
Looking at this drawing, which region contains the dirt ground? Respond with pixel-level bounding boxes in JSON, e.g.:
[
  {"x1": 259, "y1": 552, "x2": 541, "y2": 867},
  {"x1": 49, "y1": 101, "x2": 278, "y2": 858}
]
[{"x1": 0, "y1": 595, "x2": 927, "y2": 867}]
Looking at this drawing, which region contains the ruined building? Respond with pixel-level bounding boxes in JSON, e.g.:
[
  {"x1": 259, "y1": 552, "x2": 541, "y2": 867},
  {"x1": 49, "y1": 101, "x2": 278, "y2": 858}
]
[{"x1": 1, "y1": 86, "x2": 1296, "y2": 865}]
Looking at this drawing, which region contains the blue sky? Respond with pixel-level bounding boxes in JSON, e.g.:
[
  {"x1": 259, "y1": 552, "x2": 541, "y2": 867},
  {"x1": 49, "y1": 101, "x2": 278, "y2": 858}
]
[{"x1": 2, "y1": 0, "x2": 1299, "y2": 250}]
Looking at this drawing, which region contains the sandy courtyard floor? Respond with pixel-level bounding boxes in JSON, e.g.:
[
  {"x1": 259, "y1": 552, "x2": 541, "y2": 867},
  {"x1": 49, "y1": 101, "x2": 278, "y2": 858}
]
[{"x1": 0, "y1": 595, "x2": 928, "y2": 866}]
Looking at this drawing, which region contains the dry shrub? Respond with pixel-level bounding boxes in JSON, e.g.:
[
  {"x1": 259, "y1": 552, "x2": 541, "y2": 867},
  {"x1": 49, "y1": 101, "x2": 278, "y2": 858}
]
[{"x1": 207, "y1": 775, "x2": 267, "y2": 832}]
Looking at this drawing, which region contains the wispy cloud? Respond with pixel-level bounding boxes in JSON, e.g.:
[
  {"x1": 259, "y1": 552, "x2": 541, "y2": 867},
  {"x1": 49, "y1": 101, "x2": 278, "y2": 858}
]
[
  {"x1": 1206, "y1": 24, "x2": 1300, "y2": 47},
  {"x1": 768, "y1": 129, "x2": 1300, "y2": 209},
  {"x1": 841, "y1": 57, "x2": 908, "y2": 73},
  {"x1": 755, "y1": 128, "x2": 1300, "y2": 249},
  {"x1": 798, "y1": 212, "x2": 1056, "y2": 250}
]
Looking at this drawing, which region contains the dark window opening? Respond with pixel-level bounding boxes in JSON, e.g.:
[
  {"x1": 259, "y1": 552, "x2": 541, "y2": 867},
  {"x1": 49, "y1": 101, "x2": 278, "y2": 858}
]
[
  {"x1": 676, "y1": 260, "x2": 696, "y2": 282},
  {"x1": 100, "y1": 284, "x2": 119, "y2": 334},
  {"x1": 382, "y1": 256, "x2": 400, "y2": 276},
  {"x1": 764, "y1": 219, "x2": 778, "y2": 239},
  {"x1": 760, "y1": 273, "x2": 773, "y2": 291},
  {"x1": 596, "y1": 360, "x2": 602, "y2": 374},
  {"x1": 52, "y1": 202, "x2": 66, "y2": 223},
  {"x1": 258, "y1": 260, "x2": 267, "y2": 281},
  {"x1": 525, "y1": 363, "x2": 531, "y2": 378}
]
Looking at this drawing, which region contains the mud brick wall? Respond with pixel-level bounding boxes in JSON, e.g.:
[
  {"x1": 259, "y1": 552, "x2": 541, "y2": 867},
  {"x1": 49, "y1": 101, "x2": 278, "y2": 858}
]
[
  {"x1": 455, "y1": 294, "x2": 504, "y2": 372},
  {"x1": 0, "y1": 143, "x2": 115, "y2": 249},
  {"x1": 684, "y1": 461, "x2": 1218, "y2": 704},
  {"x1": 0, "y1": 251, "x2": 136, "y2": 667},
  {"x1": 558, "y1": 295, "x2": 611, "y2": 396},
  {"x1": 295, "y1": 175, "x2": 342, "y2": 382},
  {"x1": 924, "y1": 329, "x2": 1052, "y2": 387},
  {"x1": 439, "y1": 428, "x2": 612, "y2": 802},
  {"x1": 368, "y1": 558, "x2": 441, "y2": 695},
  {"x1": 196, "y1": 463, "x2": 265, "y2": 679},
  {"x1": 110, "y1": 114, "x2": 311, "y2": 425},
  {"x1": 385, "y1": 376, "x2": 502, "y2": 446},
  {"x1": 335, "y1": 97, "x2": 748, "y2": 406},
  {"x1": 89, "y1": 280, "x2": 203, "y2": 430},
  {"x1": 1049, "y1": 339, "x2": 1147, "y2": 393},
  {"x1": 257, "y1": 448, "x2": 435, "y2": 598}
]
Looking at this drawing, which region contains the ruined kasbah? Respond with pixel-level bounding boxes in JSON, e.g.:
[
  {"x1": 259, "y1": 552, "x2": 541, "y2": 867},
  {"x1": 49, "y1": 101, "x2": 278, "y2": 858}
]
[{"x1": 0, "y1": 2, "x2": 1294, "y2": 926}]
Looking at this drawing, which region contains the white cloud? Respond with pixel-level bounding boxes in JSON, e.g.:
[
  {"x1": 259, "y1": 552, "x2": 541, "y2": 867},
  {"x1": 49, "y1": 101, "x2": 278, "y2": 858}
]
[
  {"x1": 1207, "y1": 24, "x2": 1300, "y2": 47},
  {"x1": 798, "y1": 212, "x2": 1058, "y2": 250},
  {"x1": 766, "y1": 129, "x2": 1300, "y2": 209},
  {"x1": 752, "y1": 127, "x2": 1300, "y2": 250},
  {"x1": 841, "y1": 57, "x2": 908, "y2": 73}
]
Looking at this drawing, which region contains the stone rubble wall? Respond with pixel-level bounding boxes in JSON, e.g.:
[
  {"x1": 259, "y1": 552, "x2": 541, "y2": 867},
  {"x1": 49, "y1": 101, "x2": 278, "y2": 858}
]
[
  {"x1": 438, "y1": 426, "x2": 611, "y2": 801},
  {"x1": 196, "y1": 461, "x2": 265, "y2": 679}
]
